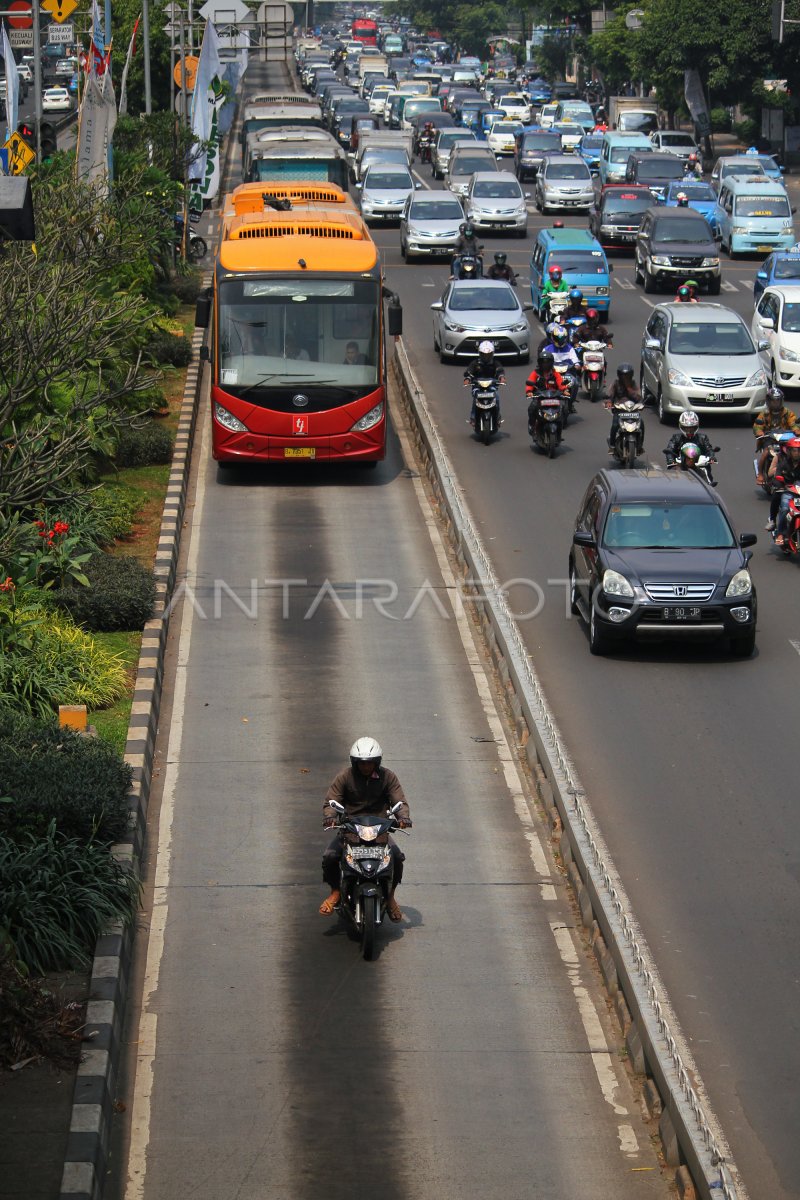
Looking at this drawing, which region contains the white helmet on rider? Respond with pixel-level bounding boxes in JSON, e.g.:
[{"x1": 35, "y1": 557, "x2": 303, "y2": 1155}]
[
  {"x1": 679, "y1": 410, "x2": 700, "y2": 435},
  {"x1": 350, "y1": 736, "x2": 383, "y2": 769},
  {"x1": 478, "y1": 340, "x2": 495, "y2": 358}
]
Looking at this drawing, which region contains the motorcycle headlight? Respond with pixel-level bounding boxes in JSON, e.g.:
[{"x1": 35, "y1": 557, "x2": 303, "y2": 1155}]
[
  {"x1": 350, "y1": 402, "x2": 384, "y2": 433},
  {"x1": 651, "y1": 255, "x2": 671, "y2": 266},
  {"x1": 354, "y1": 823, "x2": 379, "y2": 841},
  {"x1": 780, "y1": 346, "x2": 800, "y2": 362},
  {"x1": 602, "y1": 569, "x2": 634, "y2": 598},
  {"x1": 213, "y1": 402, "x2": 248, "y2": 432},
  {"x1": 746, "y1": 368, "x2": 768, "y2": 387},
  {"x1": 725, "y1": 569, "x2": 752, "y2": 598},
  {"x1": 701, "y1": 257, "x2": 720, "y2": 267},
  {"x1": 667, "y1": 368, "x2": 692, "y2": 386}
]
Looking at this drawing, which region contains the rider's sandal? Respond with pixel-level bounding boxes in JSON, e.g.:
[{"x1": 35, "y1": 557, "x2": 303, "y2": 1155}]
[
  {"x1": 387, "y1": 894, "x2": 403, "y2": 923},
  {"x1": 318, "y1": 890, "x2": 340, "y2": 915}
]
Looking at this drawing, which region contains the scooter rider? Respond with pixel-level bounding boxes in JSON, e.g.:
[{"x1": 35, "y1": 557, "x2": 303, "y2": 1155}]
[
  {"x1": 674, "y1": 285, "x2": 695, "y2": 303},
  {"x1": 463, "y1": 340, "x2": 506, "y2": 425},
  {"x1": 486, "y1": 251, "x2": 516, "y2": 283},
  {"x1": 606, "y1": 363, "x2": 643, "y2": 452},
  {"x1": 451, "y1": 222, "x2": 483, "y2": 278},
  {"x1": 769, "y1": 436, "x2": 800, "y2": 545},
  {"x1": 541, "y1": 264, "x2": 570, "y2": 311},
  {"x1": 755, "y1": 387, "x2": 799, "y2": 523},
  {"x1": 575, "y1": 307, "x2": 613, "y2": 348},
  {"x1": 565, "y1": 287, "x2": 586, "y2": 320},
  {"x1": 683, "y1": 152, "x2": 703, "y2": 179},
  {"x1": 320, "y1": 737, "x2": 412, "y2": 922},
  {"x1": 664, "y1": 410, "x2": 715, "y2": 468},
  {"x1": 525, "y1": 348, "x2": 569, "y2": 396}
]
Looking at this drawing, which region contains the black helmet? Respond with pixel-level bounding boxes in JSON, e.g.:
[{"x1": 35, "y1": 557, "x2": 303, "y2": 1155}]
[
  {"x1": 459, "y1": 222, "x2": 466, "y2": 233},
  {"x1": 538, "y1": 350, "x2": 555, "y2": 371},
  {"x1": 494, "y1": 252, "x2": 507, "y2": 265},
  {"x1": 767, "y1": 386, "x2": 785, "y2": 408},
  {"x1": 464, "y1": 222, "x2": 475, "y2": 238},
  {"x1": 617, "y1": 362, "x2": 634, "y2": 382}
]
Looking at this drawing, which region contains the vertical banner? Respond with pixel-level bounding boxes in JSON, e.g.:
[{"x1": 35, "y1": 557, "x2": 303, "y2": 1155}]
[
  {"x1": 75, "y1": 68, "x2": 117, "y2": 191},
  {"x1": 188, "y1": 20, "x2": 224, "y2": 211},
  {"x1": 118, "y1": 15, "x2": 141, "y2": 117},
  {"x1": 684, "y1": 68, "x2": 711, "y2": 138},
  {"x1": 1, "y1": 22, "x2": 20, "y2": 143}
]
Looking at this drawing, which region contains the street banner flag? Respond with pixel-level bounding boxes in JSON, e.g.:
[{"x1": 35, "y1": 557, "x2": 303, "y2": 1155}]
[{"x1": 118, "y1": 15, "x2": 141, "y2": 116}]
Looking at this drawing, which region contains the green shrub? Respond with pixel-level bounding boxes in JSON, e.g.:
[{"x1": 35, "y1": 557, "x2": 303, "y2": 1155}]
[
  {"x1": 0, "y1": 709, "x2": 131, "y2": 842},
  {"x1": 170, "y1": 270, "x2": 202, "y2": 305},
  {"x1": 148, "y1": 328, "x2": 193, "y2": 367},
  {"x1": 734, "y1": 117, "x2": 758, "y2": 144},
  {"x1": 114, "y1": 422, "x2": 175, "y2": 467},
  {"x1": 56, "y1": 551, "x2": 156, "y2": 632},
  {"x1": 0, "y1": 607, "x2": 127, "y2": 718},
  {"x1": 42, "y1": 487, "x2": 142, "y2": 549},
  {"x1": 710, "y1": 107, "x2": 732, "y2": 133},
  {"x1": 0, "y1": 823, "x2": 139, "y2": 974}
]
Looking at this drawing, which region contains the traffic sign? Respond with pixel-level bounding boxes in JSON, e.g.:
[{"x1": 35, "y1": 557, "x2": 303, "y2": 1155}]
[
  {"x1": 7, "y1": 1, "x2": 33, "y2": 29},
  {"x1": 174, "y1": 55, "x2": 200, "y2": 90},
  {"x1": 48, "y1": 22, "x2": 75, "y2": 43},
  {"x1": 7, "y1": 28, "x2": 34, "y2": 47},
  {"x1": 41, "y1": 0, "x2": 78, "y2": 21},
  {"x1": 3, "y1": 133, "x2": 36, "y2": 176}
]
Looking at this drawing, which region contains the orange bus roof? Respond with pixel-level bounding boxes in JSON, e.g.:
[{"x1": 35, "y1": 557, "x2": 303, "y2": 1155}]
[
  {"x1": 224, "y1": 181, "x2": 357, "y2": 217},
  {"x1": 219, "y1": 207, "x2": 379, "y2": 274}
]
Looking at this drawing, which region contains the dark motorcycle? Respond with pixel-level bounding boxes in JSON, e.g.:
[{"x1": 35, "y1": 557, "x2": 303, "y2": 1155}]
[
  {"x1": 754, "y1": 431, "x2": 791, "y2": 494},
  {"x1": 327, "y1": 800, "x2": 408, "y2": 960},
  {"x1": 527, "y1": 387, "x2": 563, "y2": 457},
  {"x1": 418, "y1": 132, "x2": 434, "y2": 163},
  {"x1": 609, "y1": 399, "x2": 645, "y2": 467},
  {"x1": 451, "y1": 251, "x2": 484, "y2": 280},
  {"x1": 468, "y1": 375, "x2": 504, "y2": 444},
  {"x1": 559, "y1": 367, "x2": 580, "y2": 420},
  {"x1": 667, "y1": 441, "x2": 719, "y2": 486},
  {"x1": 174, "y1": 212, "x2": 207, "y2": 262}
]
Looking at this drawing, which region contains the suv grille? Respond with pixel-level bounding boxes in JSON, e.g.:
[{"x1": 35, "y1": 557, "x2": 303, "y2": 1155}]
[
  {"x1": 668, "y1": 255, "x2": 705, "y2": 268},
  {"x1": 644, "y1": 583, "x2": 716, "y2": 602}
]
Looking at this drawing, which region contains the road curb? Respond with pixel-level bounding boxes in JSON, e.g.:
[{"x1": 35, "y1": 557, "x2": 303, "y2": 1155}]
[
  {"x1": 57, "y1": 318, "x2": 208, "y2": 1200},
  {"x1": 390, "y1": 341, "x2": 745, "y2": 1200}
]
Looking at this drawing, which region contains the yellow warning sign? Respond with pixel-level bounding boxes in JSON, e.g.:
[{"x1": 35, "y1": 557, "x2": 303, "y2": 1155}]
[
  {"x1": 3, "y1": 132, "x2": 36, "y2": 175},
  {"x1": 41, "y1": 0, "x2": 78, "y2": 22}
]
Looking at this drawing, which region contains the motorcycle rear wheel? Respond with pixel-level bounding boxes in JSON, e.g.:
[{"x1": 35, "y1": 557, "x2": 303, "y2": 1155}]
[
  {"x1": 362, "y1": 895, "x2": 378, "y2": 960},
  {"x1": 188, "y1": 236, "x2": 207, "y2": 262}
]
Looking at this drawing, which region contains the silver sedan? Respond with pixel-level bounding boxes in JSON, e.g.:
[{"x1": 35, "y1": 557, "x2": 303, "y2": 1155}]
[{"x1": 431, "y1": 279, "x2": 533, "y2": 363}]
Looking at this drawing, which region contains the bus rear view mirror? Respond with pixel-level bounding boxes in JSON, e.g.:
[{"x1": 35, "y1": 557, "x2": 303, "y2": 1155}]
[
  {"x1": 195, "y1": 290, "x2": 211, "y2": 329},
  {"x1": 387, "y1": 299, "x2": 403, "y2": 337}
]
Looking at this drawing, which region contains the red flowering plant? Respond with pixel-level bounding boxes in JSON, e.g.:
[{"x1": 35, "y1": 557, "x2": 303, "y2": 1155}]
[
  {"x1": 16, "y1": 519, "x2": 91, "y2": 590},
  {"x1": 0, "y1": 575, "x2": 45, "y2": 653}
]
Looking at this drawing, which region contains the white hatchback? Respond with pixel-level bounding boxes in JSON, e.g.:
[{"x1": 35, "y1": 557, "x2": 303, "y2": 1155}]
[{"x1": 752, "y1": 285, "x2": 800, "y2": 389}]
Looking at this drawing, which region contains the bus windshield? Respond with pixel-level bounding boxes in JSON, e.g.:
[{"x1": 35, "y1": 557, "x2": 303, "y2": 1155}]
[{"x1": 218, "y1": 277, "x2": 379, "y2": 405}]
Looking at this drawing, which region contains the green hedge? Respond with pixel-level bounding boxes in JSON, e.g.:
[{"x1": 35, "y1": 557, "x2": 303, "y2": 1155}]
[
  {"x1": 41, "y1": 487, "x2": 142, "y2": 549},
  {"x1": 0, "y1": 709, "x2": 132, "y2": 843},
  {"x1": 149, "y1": 329, "x2": 194, "y2": 367},
  {"x1": 114, "y1": 422, "x2": 175, "y2": 468},
  {"x1": 56, "y1": 551, "x2": 156, "y2": 632},
  {"x1": 0, "y1": 823, "x2": 139, "y2": 974}
]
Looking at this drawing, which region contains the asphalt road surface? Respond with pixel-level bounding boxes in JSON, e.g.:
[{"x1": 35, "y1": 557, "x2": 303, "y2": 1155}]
[
  {"x1": 113, "y1": 62, "x2": 673, "y2": 1200},
  {"x1": 380, "y1": 154, "x2": 800, "y2": 1200}
]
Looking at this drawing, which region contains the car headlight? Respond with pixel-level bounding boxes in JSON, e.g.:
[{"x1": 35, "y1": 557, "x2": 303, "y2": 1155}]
[
  {"x1": 701, "y1": 257, "x2": 720, "y2": 267},
  {"x1": 780, "y1": 345, "x2": 800, "y2": 361},
  {"x1": 651, "y1": 255, "x2": 671, "y2": 266},
  {"x1": 350, "y1": 402, "x2": 384, "y2": 432},
  {"x1": 444, "y1": 320, "x2": 465, "y2": 332},
  {"x1": 725, "y1": 569, "x2": 752, "y2": 598},
  {"x1": 732, "y1": 225, "x2": 748, "y2": 235},
  {"x1": 668, "y1": 368, "x2": 692, "y2": 386},
  {"x1": 783, "y1": 222, "x2": 794, "y2": 233},
  {"x1": 214, "y1": 402, "x2": 248, "y2": 432},
  {"x1": 602, "y1": 569, "x2": 634, "y2": 598},
  {"x1": 510, "y1": 322, "x2": 528, "y2": 333},
  {"x1": 745, "y1": 368, "x2": 768, "y2": 387}
]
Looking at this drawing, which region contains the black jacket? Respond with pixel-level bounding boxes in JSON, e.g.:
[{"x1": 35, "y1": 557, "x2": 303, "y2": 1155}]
[
  {"x1": 464, "y1": 357, "x2": 506, "y2": 383},
  {"x1": 665, "y1": 429, "x2": 714, "y2": 463}
]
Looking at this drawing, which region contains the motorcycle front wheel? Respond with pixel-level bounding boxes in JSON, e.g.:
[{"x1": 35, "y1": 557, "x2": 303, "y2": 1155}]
[
  {"x1": 362, "y1": 895, "x2": 378, "y2": 960},
  {"x1": 188, "y1": 236, "x2": 208, "y2": 262}
]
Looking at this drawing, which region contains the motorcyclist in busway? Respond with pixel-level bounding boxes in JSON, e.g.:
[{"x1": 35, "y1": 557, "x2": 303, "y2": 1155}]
[
  {"x1": 463, "y1": 340, "x2": 506, "y2": 425},
  {"x1": 486, "y1": 251, "x2": 516, "y2": 283},
  {"x1": 451, "y1": 222, "x2": 483, "y2": 278},
  {"x1": 606, "y1": 363, "x2": 644, "y2": 452},
  {"x1": 664, "y1": 410, "x2": 716, "y2": 469},
  {"x1": 674, "y1": 285, "x2": 695, "y2": 303},
  {"x1": 769, "y1": 436, "x2": 800, "y2": 545},
  {"x1": 683, "y1": 152, "x2": 703, "y2": 179},
  {"x1": 575, "y1": 307, "x2": 613, "y2": 349},
  {"x1": 320, "y1": 737, "x2": 412, "y2": 922}
]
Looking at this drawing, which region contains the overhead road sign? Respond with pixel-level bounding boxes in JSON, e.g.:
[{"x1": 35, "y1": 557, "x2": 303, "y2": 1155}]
[
  {"x1": 48, "y1": 22, "x2": 75, "y2": 43},
  {"x1": 7, "y1": 0, "x2": 32, "y2": 28}
]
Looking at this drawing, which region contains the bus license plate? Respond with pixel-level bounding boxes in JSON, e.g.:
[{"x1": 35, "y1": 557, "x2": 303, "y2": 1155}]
[
  {"x1": 662, "y1": 606, "x2": 702, "y2": 621},
  {"x1": 284, "y1": 447, "x2": 316, "y2": 459}
]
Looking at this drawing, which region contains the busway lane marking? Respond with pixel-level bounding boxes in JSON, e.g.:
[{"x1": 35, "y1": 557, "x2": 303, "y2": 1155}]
[
  {"x1": 615, "y1": 277, "x2": 636, "y2": 290},
  {"x1": 390, "y1": 387, "x2": 644, "y2": 1162},
  {"x1": 790, "y1": 639, "x2": 800, "y2": 655},
  {"x1": 721, "y1": 280, "x2": 739, "y2": 291}
]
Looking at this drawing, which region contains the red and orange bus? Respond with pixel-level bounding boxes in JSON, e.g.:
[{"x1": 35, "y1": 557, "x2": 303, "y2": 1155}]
[
  {"x1": 196, "y1": 182, "x2": 401, "y2": 467},
  {"x1": 351, "y1": 17, "x2": 378, "y2": 45}
]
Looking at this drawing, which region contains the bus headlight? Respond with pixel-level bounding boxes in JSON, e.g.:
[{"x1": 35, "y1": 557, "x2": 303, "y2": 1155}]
[
  {"x1": 350, "y1": 402, "x2": 384, "y2": 432},
  {"x1": 214, "y1": 402, "x2": 248, "y2": 432}
]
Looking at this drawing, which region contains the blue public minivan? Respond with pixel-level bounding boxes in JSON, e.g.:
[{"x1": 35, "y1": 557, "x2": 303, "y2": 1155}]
[
  {"x1": 598, "y1": 131, "x2": 653, "y2": 185},
  {"x1": 530, "y1": 227, "x2": 613, "y2": 317},
  {"x1": 714, "y1": 175, "x2": 795, "y2": 257}
]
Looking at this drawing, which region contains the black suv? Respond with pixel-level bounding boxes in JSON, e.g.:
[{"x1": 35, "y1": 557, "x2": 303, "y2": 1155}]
[
  {"x1": 589, "y1": 184, "x2": 654, "y2": 250},
  {"x1": 634, "y1": 205, "x2": 721, "y2": 294},
  {"x1": 568, "y1": 469, "x2": 758, "y2": 656},
  {"x1": 624, "y1": 152, "x2": 686, "y2": 198}
]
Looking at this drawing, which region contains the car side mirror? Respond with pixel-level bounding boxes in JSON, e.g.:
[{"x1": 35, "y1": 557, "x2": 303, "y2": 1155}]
[
  {"x1": 573, "y1": 530, "x2": 596, "y2": 548},
  {"x1": 739, "y1": 533, "x2": 758, "y2": 549},
  {"x1": 522, "y1": 302, "x2": 534, "y2": 311},
  {"x1": 645, "y1": 336, "x2": 661, "y2": 350},
  {"x1": 431, "y1": 301, "x2": 443, "y2": 311},
  {"x1": 759, "y1": 317, "x2": 775, "y2": 330},
  {"x1": 758, "y1": 339, "x2": 770, "y2": 351},
  {"x1": 608, "y1": 262, "x2": 613, "y2": 272},
  {"x1": 756, "y1": 270, "x2": 768, "y2": 280},
  {"x1": 792, "y1": 206, "x2": 797, "y2": 214}
]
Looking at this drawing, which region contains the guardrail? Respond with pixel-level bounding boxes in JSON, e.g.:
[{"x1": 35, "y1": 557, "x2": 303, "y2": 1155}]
[{"x1": 391, "y1": 337, "x2": 746, "y2": 1200}]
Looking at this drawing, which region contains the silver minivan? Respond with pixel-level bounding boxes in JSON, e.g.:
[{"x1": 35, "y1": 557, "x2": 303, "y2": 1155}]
[
  {"x1": 444, "y1": 143, "x2": 498, "y2": 198},
  {"x1": 534, "y1": 154, "x2": 594, "y2": 213},
  {"x1": 431, "y1": 128, "x2": 477, "y2": 180}
]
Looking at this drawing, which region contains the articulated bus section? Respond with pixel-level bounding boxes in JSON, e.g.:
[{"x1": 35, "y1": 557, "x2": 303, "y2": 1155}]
[{"x1": 197, "y1": 182, "x2": 401, "y2": 467}]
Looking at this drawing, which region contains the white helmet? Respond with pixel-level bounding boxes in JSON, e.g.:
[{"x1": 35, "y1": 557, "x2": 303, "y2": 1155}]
[
  {"x1": 679, "y1": 410, "x2": 699, "y2": 433},
  {"x1": 478, "y1": 340, "x2": 495, "y2": 356},
  {"x1": 350, "y1": 736, "x2": 383, "y2": 768}
]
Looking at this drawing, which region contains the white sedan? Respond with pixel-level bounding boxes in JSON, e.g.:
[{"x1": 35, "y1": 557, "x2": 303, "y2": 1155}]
[
  {"x1": 42, "y1": 86, "x2": 71, "y2": 112},
  {"x1": 498, "y1": 93, "x2": 532, "y2": 124},
  {"x1": 486, "y1": 119, "x2": 523, "y2": 157},
  {"x1": 752, "y1": 284, "x2": 800, "y2": 389}
]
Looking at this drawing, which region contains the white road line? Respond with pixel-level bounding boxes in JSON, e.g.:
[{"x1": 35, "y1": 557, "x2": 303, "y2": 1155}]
[
  {"x1": 615, "y1": 278, "x2": 636, "y2": 290},
  {"x1": 641, "y1": 297, "x2": 660, "y2": 308},
  {"x1": 124, "y1": 407, "x2": 211, "y2": 1200},
  {"x1": 721, "y1": 280, "x2": 739, "y2": 292},
  {"x1": 790, "y1": 639, "x2": 800, "y2": 655}
]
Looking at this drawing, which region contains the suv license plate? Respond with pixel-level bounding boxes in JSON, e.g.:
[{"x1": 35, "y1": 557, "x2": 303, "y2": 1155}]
[
  {"x1": 706, "y1": 392, "x2": 732, "y2": 404},
  {"x1": 662, "y1": 606, "x2": 702, "y2": 621}
]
